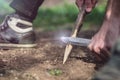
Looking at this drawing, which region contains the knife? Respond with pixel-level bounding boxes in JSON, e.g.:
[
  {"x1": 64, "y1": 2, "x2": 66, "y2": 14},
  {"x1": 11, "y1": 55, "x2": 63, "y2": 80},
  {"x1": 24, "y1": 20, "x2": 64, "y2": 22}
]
[{"x1": 61, "y1": 37, "x2": 91, "y2": 46}]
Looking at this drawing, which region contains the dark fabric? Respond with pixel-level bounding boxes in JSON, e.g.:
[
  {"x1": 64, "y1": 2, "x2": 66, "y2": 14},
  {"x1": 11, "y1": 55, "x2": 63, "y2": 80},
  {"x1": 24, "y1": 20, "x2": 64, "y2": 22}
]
[{"x1": 10, "y1": 0, "x2": 44, "y2": 20}]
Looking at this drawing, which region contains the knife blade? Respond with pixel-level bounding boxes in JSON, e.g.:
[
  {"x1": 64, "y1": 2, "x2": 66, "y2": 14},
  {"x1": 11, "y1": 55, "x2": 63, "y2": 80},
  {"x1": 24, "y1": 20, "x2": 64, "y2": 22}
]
[{"x1": 61, "y1": 37, "x2": 91, "y2": 46}]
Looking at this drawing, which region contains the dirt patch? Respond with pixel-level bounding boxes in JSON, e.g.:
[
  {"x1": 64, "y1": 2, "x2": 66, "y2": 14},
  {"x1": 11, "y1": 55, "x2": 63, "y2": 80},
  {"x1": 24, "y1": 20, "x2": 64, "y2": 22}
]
[{"x1": 0, "y1": 30, "x2": 103, "y2": 80}]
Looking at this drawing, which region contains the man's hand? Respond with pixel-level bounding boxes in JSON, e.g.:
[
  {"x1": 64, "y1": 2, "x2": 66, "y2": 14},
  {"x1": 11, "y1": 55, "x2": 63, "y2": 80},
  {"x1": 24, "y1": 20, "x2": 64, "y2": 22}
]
[
  {"x1": 76, "y1": 0, "x2": 97, "y2": 12},
  {"x1": 88, "y1": 24, "x2": 119, "y2": 61},
  {"x1": 88, "y1": 31, "x2": 110, "y2": 61}
]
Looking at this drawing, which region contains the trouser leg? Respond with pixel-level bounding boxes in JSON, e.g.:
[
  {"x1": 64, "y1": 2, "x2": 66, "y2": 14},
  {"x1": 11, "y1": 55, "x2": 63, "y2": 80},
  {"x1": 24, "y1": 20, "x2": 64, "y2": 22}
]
[{"x1": 10, "y1": 0, "x2": 44, "y2": 20}]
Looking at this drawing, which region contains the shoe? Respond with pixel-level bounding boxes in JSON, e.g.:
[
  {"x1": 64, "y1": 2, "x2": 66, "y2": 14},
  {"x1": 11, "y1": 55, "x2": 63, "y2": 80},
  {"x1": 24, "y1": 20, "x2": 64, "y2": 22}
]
[{"x1": 0, "y1": 14, "x2": 36, "y2": 48}]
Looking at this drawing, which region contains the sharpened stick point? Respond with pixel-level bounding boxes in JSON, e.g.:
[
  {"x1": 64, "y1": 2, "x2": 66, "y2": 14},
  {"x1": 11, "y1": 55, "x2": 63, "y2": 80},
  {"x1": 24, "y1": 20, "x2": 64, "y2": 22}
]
[{"x1": 63, "y1": 44, "x2": 73, "y2": 64}]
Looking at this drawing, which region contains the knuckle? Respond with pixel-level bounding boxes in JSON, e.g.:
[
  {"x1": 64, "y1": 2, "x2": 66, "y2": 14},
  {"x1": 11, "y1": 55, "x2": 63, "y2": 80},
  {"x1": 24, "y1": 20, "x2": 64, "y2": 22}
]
[
  {"x1": 88, "y1": 43, "x2": 94, "y2": 51},
  {"x1": 100, "y1": 42, "x2": 106, "y2": 49},
  {"x1": 94, "y1": 45, "x2": 100, "y2": 53}
]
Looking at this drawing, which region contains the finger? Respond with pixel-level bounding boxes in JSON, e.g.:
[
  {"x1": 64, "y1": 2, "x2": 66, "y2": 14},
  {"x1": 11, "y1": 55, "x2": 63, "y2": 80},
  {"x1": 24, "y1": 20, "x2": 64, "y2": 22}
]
[
  {"x1": 90, "y1": 47, "x2": 108, "y2": 62},
  {"x1": 76, "y1": 0, "x2": 84, "y2": 8},
  {"x1": 106, "y1": 43, "x2": 112, "y2": 51},
  {"x1": 88, "y1": 38, "x2": 95, "y2": 51},
  {"x1": 94, "y1": 43, "x2": 110, "y2": 62},
  {"x1": 92, "y1": 51, "x2": 102, "y2": 62},
  {"x1": 89, "y1": 38, "x2": 101, "y2": 54},
  {"x1": 99, "y1": 52, "x2": 109, "y2": 62},
  {"x1": 92, "y1": 0, "x2": 97, "y2": 5},
  {"x1": 88, "y1": 39, "x2": 105, "y2": 62},
  {"x1": 85, "y1": 0, "x2": 93, "y2": 12},
  {"x1": 94, "y1": 45, "x2": 101, "y2": 54},
  {"x1": 94, "y1": 51, "x2": 109, "y2": 62},
  {"x1": 88, "y1": 43, "x2": 93, "y2": 51},
  {"x1": 92, "y1": 44, "x2": 109, "y2": 62},
  {"x1": 100, "y1": 43, "x2": 111, "y2": 57},
  {"x1": 96, "y1": 49, "x2": 110, "y2": 62},
  {"x1": 101, "y1": 48, "x2": 111, "y2": 57}
]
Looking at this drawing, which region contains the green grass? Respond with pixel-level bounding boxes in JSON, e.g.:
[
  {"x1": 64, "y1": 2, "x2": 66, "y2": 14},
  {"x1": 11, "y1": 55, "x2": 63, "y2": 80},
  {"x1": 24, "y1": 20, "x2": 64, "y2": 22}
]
[
  {"x1": 0, "y1": 1, "x2": 106, "y2": 31},
  {"x1": 83, "y1": 5, "x2": 106, "y2": 29},
  {"x1": 0, "y1": 0, "x2": 14, "y2": 14},
  {"x1": 34, "y1": 4, "x2": 79, "y2": 31},
  {"x1": 47, "y1": 68, "x2": 63, "y2": 76},
  {"x1": 34, "y1": 3, "x2": 106, "y2": 31}
]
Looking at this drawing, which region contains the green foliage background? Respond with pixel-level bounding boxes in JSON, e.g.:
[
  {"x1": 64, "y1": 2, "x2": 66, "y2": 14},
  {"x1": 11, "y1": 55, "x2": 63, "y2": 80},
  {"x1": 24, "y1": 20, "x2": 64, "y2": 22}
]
[{"x1": 0, "y1": 0, "x2": 107, "y2": 31}]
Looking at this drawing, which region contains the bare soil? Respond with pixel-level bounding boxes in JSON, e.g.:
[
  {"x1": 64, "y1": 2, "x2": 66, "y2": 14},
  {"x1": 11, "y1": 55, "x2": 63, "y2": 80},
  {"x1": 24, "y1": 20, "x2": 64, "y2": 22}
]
[{"x1": 0, "y1": 30, "x2": 103, "y2": 80}]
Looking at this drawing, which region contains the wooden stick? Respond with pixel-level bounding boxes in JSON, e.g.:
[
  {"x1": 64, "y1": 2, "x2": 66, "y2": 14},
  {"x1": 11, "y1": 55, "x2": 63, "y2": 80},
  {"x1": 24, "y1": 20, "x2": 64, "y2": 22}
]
[{"x1": 63, "y1": 7, "x2": 86, "y2": 64}]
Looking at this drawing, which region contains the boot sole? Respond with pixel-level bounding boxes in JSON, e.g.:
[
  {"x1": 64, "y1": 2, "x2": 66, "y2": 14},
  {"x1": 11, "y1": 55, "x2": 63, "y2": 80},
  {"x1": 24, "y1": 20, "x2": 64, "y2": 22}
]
[{"x1": 0, "y1": 43, "x2": 37, "y2": 48}]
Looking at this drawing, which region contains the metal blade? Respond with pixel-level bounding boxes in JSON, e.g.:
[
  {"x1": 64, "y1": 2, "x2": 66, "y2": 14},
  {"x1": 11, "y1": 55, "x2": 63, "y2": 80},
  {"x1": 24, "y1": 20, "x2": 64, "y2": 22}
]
[{"x1": 61, "y1": 37, "x2": 91, "y2": 46}]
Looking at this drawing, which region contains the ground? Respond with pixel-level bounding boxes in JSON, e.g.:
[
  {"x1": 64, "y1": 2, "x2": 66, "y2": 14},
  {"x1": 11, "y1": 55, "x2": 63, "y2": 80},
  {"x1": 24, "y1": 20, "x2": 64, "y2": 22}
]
[
  {"x1": 0, "y1": 0, "x2": 106, "y2": 80},
  {"x1": 0, "y1": 29, "x2": 104, "y2": 80}
]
